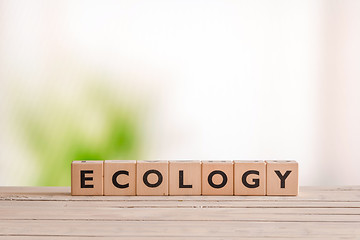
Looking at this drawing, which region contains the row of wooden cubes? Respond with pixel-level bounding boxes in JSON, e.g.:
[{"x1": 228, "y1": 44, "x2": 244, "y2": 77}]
[{"x1": 71, "y1": 160, "x2": 298, "y2": 196}]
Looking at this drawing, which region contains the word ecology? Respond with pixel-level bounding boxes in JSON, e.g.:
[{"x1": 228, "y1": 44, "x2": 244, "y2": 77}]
[{"x1": 71, "y1": 160, "x2": 298, "y2": 196}]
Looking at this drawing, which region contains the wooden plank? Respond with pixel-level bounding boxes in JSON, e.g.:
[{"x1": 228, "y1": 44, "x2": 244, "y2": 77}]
[
  {"x1": 0, "y1": 207, "x2": 359, "y2": 222},
  {"x1": 2, "y1": 204, "x2": 359, "y2": 214},
  {"x1": 1, "y1": 186, "x2": 360, "y2": 202},
  {"x1": 2, "y1": 199, "x2": 360, "y2": 208},
  {"x1": 2, "y1": 193, "x2": 360, "y2": 203},
  {"x1": 0, "y1": 220, "x2": 359, "y2": 237}
]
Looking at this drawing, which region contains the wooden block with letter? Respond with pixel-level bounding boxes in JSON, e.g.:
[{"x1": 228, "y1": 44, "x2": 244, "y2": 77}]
[
  {"x1": 234, "y1": 160, "x2": 266, "y2": 195},
  {"x1": 266, "y1": 160, "x2": 298, "y2": 196},
  {"x1": 71, "y1": 160, "x2": 103, "y2": 196},
  {"x1": 136, "y1": 160, "x2": 168, "y2": 196},
  {"x1": 104, "y1": 160, "x2": 136, "y2": 196},
  {"x1": 169, "y1": 160, "x2": 201, "y2": 195},
  {"x1": 201, "y1": 161, "x2": 233, "y2": 196}
]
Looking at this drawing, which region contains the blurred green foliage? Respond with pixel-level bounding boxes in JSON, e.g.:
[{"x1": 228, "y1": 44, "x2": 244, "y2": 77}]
[{"x1": 16, "y1": 82, "x2": 142, "y2": 186}]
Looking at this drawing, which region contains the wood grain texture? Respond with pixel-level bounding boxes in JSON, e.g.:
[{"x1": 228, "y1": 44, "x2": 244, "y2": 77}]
[
  {"x1": 234, "y1": 160, "x2": 266, "y2": 196},
  {"x1": 169, "y1": 160, "x2": 201, "y2": 195},
  {"x1": 103, "y1": 160, "x2": 136, "y2": 196},
  {"x1": 201, "y1": 161, "x2": 234, "y2": 196},
  {"x1": 71, "y1": 161, "x2": 103, "y2": 196},
  {"x1": 136, "y1": 161, "x2": 168, "y2": 196},
  {"x1": 266, "y1": 160, "x2": 298, "y2": 196},
  {"x1": 0, "y1": 186, "x2": 359, "y2": 239}
]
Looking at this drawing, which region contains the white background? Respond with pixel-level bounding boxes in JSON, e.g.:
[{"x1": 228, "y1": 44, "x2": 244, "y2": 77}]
[{"x1": 0, "y1": 0, "x2": 359, "y2": 186}]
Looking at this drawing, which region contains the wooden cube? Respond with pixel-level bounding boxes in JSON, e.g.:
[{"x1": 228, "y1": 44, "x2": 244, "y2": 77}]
[
  {"x1": 266, "y1": 160, "x2": 298, "y2": 196},
  {"x1": 234, "y1": 160, "x2": 266, "y2": 196},
  {"x1": 136, "y1": 160, "x2": 168, "y2": 196},
  {"x1": 104, "y1": 160, "x2": 136, "y2": 196},
  {"x1": 202, "y1": 161, "x2": 233, "y2": 196},
  {"x1": 169, "y1": 160, "x2": 201, "y2": 195},
  {"x1": 71, "y1": 160, "x2": 103, "y2": 196}
]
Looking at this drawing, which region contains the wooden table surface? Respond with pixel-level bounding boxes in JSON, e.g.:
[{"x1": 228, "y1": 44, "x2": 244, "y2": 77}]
[{"x1": 0, "y1": 186, "x2": 359, "y2": 239}]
